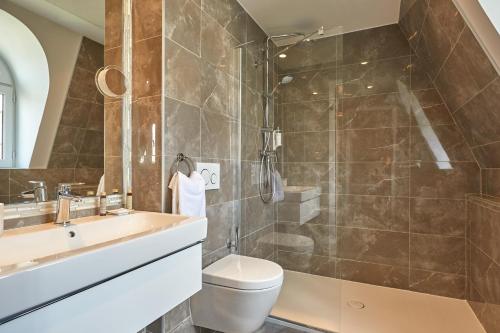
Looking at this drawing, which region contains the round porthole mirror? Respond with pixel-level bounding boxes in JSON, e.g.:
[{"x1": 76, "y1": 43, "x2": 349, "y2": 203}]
[{"x1": 95, "y1": 65, "x2": 127, "y2": 98}]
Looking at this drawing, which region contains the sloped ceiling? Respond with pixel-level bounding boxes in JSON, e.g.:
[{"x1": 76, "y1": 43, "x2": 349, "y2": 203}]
[
  {"x1": 7, "y1": 0, "x2": 104, "y2": 43},
  {"x1": 237, "y1": 0, "x2": 402, "y2": 45}
]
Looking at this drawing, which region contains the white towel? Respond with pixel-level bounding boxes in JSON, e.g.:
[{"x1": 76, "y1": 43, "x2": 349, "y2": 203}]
[
  {"x1": 273, "y1": 170, "x2": 285, "y2": 202},
  {"x1": 168, "y1": 171, "x2": 206, "y2": 217}
]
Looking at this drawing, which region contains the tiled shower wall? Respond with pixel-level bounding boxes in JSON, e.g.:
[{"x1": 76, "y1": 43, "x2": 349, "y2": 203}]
[
  {"x1": 134, "y1": 0, "x2": 274, "y2": 331},
  {"x1": 399, "y1": 0, "x2": 499, "y2": 330},
  {"x1": 276, "y1": 23, "x2": 480, "y2": 298},
  {"x1": 164, "y1": 0, "x2": 274, "y2": 266},
  {"x1": 467, "y1": 196, "x2": 500, "y2": 333}
]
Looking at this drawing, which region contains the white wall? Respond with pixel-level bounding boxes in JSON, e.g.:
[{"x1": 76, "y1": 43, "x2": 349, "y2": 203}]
[
  {"x1": 0, "y1": 58, "x2": 14, "y2": 86},
  {"x1": 478, "y1": 0, "x2": 500, "y2": 33},
  {"x1": 453, "y1": 0, "x2": 500, "y2": 75},
  {"x1": 0, "y1": 8, "x2": 49, "y2": 169},
  {"x1": 0, "y1": 1, "x2": 82, "y2": 168}
]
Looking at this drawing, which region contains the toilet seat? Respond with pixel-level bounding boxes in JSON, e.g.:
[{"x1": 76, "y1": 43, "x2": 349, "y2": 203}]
[{"x1": 202, "y1": 254, "x2": 283, "y2": 290}]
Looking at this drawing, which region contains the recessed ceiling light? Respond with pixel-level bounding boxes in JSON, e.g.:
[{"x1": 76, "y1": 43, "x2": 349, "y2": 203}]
[
  {"x1": 360, "y1": 61, "x2": 369, "y2": 65},
  {"x1": 366, "y1": 85, "x2": 374, "y2": 89},
  {"x1": 312, "y1": 91, "x2": 319, "y2": 95},
  {"x1": 279, "y1": 53, "x2": 287, "y2": 59}
]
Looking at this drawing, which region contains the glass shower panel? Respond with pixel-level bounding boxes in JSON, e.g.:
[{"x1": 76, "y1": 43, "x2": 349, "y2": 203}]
[{"x1": 272, "y1": 30, "x2": 343, "y2": 332}]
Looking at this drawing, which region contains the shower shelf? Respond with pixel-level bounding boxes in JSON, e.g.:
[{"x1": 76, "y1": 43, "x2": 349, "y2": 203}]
[{"x1": 278, "y1": 186, "x2": 321, "y2": 225}]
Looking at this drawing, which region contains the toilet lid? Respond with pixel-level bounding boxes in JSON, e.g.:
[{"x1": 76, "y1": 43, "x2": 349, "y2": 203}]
[{"x1": 202, "y1": 254, "x2": 283, "y2": 290}]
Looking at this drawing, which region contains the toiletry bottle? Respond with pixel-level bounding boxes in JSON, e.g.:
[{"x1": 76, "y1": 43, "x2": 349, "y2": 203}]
[
  {"x1": 99, "y1": 192, "x2": 107, "y2": 216},
  {"x1": 126, "y1": 190, "x2": 133, "y2": 210},
  {"x1": 0, "y1": 203, "x2": 3, "y2": 236}
]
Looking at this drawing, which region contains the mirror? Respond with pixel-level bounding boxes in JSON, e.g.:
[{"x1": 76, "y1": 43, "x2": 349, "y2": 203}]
[
  {"x1": 0, "y1": 0, "x2": 109, "y2": 204},
  {"x1": 96, "y1": 65, "x2": 127, "y2": 98}
]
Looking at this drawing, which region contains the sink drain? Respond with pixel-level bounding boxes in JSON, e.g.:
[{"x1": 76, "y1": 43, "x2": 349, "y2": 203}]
[{"x1": 347, "y1": 300, "x2": 366, "y2": 309}]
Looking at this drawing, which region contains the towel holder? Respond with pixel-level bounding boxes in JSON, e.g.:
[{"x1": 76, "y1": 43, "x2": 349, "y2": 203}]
[{"x1": 170, "y1": 153, "x2": 196, "y2": 175}]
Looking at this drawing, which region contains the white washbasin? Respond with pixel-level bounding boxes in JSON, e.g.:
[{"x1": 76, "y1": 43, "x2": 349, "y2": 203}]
[{"x1": 0, "y1": 212, "x2": 207, "y2": 327}]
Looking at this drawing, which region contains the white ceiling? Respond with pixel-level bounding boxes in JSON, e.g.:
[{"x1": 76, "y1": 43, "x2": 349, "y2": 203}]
[
  {"x1": 8, "y1": 0, "x2": 104, "y2": 43},
  {"x1": 237, "y1": 0, "x2": 402, "y2": 45}
]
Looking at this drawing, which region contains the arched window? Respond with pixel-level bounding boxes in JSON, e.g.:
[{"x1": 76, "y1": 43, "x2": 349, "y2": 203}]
[{"x1": 0, "y1": 58, "x2": 14, "y2": 167}]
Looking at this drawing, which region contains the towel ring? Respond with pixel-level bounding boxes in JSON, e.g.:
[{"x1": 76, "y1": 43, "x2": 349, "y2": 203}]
[{"x1": 170, "y1": 153, "x2": 195, "y2": 175}]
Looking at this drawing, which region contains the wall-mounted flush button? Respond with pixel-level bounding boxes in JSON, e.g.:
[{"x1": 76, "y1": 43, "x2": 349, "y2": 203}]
[
  {"x1": 200, "y1": 169, "x2": 210, "y2": 186},
  {"x1": 197, "y1": 163, "x2": 220, "y2": 190}
]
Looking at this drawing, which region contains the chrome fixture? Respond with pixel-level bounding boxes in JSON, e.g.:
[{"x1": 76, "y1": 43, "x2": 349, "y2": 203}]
[
  {"x1": 226, "y1": 226, "x2": 239, "y2": 253},
  {"x1": 268, "y1": 75, "x2": 294, "y2": 96},
  {"x1": 20, "y1": 180, "x2": 48, "y2": 203},
  {"x1": 259, "y1": 27, "x2": 325, "y2": 203},
  {"x1": 170, "y1": 153, "x2": 196, "y2": 175},
  {"x1": 55, "y1": 183, "x2": 84, "y2": 226}
]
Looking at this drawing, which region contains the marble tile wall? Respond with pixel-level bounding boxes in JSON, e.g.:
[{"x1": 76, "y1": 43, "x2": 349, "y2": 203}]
[
  {"x1": 138, "y1": 0, "x2": 274, "y2": 332},
  {"x1": 398, "y1": 2, "x2": 500, "y2": 323},
  {"x1": 275, "y1": 23, "x2": 479, "y2": 298},
  {"x1": 466, "y1": 196, "x2": 500, "y2": 333},
  {"x1": 104, "y1": 0, "x2": 124, "y2": 195},
  {"x1": 399, "y1": 0, "x2": 500, "y2": 196},
  {"x1": 164, "y1": 0, "x2": 274, "y2": 266},
  {"x1": 131, "y1": 0, "x2": 163, "y2": 212}
]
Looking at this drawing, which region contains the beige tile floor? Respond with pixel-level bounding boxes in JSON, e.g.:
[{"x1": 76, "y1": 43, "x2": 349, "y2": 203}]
[{"x1": 271, "y1": 270, "x2": 486, "y2": 333}]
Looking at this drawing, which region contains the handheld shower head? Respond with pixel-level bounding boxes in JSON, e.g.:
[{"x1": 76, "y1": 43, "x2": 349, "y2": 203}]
[
  {"x1": 268, "y1": 75, "x2": 294, "y2": 96},
  {"x1": 281, "y1": 75, "x2": 294, "y2": 85}
]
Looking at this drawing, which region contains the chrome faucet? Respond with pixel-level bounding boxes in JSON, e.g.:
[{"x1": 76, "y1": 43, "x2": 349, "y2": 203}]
[
  {"x1": 55, "y1": 183, "x2": 84, "y2": 226},
  {"x1": 20, "y1": 180, "x2": 48, "y2": 203}
]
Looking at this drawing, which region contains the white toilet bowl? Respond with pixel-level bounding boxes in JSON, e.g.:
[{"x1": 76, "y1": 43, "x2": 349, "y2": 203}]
[{"x1": 191, "y1": 254, "x2": 283, "y2": 333}]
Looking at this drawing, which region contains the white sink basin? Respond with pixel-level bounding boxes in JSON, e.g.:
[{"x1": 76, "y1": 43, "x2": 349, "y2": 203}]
[{"x1": 0, "y1": 212, "x2": 207, "y2": 329}]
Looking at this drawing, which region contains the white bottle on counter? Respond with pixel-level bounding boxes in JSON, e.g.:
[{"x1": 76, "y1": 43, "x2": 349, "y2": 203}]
[{"x1": 0, "y1": 203, "x2": 4, "y2": 236}]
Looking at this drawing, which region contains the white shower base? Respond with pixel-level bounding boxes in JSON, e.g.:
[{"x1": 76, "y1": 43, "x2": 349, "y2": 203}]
[{"x1": 270, "y1": 270, "x2": 485, "y2": 333}]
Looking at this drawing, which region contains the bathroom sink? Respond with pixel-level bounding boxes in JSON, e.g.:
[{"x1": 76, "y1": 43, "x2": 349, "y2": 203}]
[{"x1": 0, "y1": 212, "x2": 207, "y2": 329}]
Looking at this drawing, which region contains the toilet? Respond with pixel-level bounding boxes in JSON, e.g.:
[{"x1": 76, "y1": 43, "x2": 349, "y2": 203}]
[{"x1": 191, "y1": 254, "x2": 284, "y2": 333}]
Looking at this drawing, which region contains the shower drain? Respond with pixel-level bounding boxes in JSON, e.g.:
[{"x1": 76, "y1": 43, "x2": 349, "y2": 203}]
[{"x1": 347, "y1": 300, "x2": 366, "y2": 309}]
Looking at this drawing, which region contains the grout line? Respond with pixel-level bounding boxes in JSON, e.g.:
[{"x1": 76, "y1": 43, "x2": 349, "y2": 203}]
[
  {"x1": 134, "y1": 33, "x2": 163, "y2": 44},
  {"x1": 165, "y1": 36, "x2": 201, "y2": 59},
  {"x1": 453, "y1": 76, "x2": 500, "y2": 115},
  {"x1": 432, "y1": 25, "x2": 467, "y2": 83}
]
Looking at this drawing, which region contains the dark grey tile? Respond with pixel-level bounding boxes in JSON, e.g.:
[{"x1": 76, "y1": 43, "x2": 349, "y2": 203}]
[
  {"x1": 454, "y1": 78, "x2": 500, "y2": 147},
  {"x1": 337, "y1": 227, "x2": 409, "y2": 267},
  {"x1": 410, "y1": 162, "x2": 480, "y2": 199},
  {"x1": 435, "y1": 27, "x2": 497, "y2": 112},
  {"x1": 410, "y1": 233, "x2": 465, "y2": 274},
  {"x1": 338, "y1": 259, "x2": 409, "y2": 289},
  {"x1": 339, "y1": 56, "x2": 411, "y2": 98},
  {"x1": 341, "y1": 24, "x2": 411, "y2": 66},
  {"x1": 338, "y1": 93, "x2": 410, "y2": 130},
  {"x1": 410, "y1": 198, "x2": 466, "y2": 236},
  {"x1": 165, "y1": 98, "x2": 201, "y2": 157},
  {"x1": 415, "y1": 0, "x2": 465, "y2": 78},
  {"x1": 337, "y1": 195, "x2": 409, "y2": 232},
  {"x1": 166, "y1": 0, "x2": 201, "y2": 55},
  {"x1": 409, "y1": 269, "x2": 465, "y2": 298},
  {"x1": 166, "y1": 39, "x2": 202, "y2": 106},
  {"x1": 336, "y1": 162, "x2": 409, "y2": 196},
  {"x1": 336, "y1": 128, "x2": 410, "y2": 162}
]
